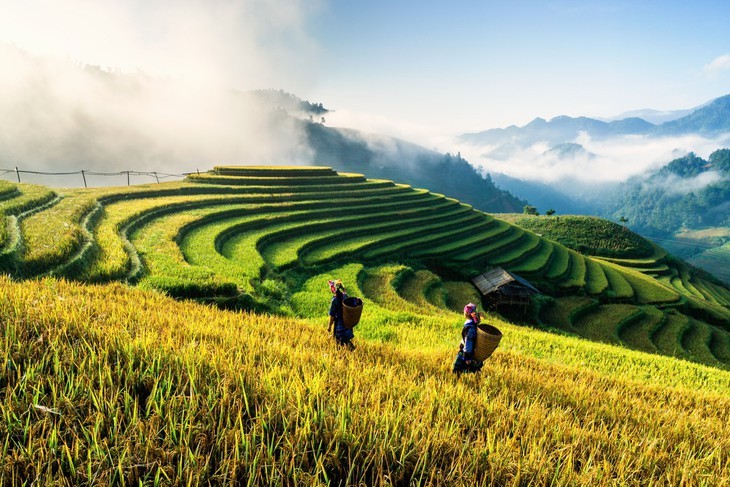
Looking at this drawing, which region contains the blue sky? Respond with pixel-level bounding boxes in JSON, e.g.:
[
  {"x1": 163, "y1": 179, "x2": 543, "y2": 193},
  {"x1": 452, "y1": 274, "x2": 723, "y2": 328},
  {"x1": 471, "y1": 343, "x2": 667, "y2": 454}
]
[
  {"x1": 2, "y1": 0, "x2": 730, "y2": 144},
  {"x1": 303, "y1": 1, "x2": 730, "y2": 137}
]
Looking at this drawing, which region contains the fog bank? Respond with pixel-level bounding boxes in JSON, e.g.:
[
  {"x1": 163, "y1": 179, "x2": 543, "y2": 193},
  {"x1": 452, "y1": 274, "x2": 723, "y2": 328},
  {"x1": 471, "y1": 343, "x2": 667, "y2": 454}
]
[
  {"x1": 455, "y1": 131, "x2": 730, "y2": 187},
  {"x1": 0, "y1": 1, "x2": 320, "y2": 186}
]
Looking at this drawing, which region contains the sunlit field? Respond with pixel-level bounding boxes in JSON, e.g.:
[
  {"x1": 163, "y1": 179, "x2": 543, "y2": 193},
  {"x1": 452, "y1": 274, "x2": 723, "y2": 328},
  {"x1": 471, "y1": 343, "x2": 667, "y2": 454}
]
[
  {"x1": 2, "y1": 276, "x2": 729, "y2": 485},
  {"x1": 1, "y1": 167, "x2": 729, "y2": 484}
]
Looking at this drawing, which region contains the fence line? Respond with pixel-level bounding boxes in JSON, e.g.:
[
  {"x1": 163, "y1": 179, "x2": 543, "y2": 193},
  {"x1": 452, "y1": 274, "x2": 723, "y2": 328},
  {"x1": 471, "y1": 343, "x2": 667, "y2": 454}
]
[{"x1": 0, "y1": 167, "x2": 200, "y2": 187}]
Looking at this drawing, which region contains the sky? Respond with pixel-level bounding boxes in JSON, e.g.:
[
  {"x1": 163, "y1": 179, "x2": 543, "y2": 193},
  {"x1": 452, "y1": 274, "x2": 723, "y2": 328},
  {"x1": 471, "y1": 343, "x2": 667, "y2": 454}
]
[
  {"x1": 307, "y1": 0, "x2": 730, "y2": 143},
  {"x1": 1, "y1": 0, "x2": 730, "y2": 183}
]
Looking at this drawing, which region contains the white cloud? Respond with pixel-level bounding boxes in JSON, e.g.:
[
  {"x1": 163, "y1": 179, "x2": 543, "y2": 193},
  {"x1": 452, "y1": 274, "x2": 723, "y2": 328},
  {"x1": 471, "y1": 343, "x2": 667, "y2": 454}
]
[
  {"x1": 646, "y1": 170, "x2": 727, "y2": 195},
  {"x1": 0, "y1": 1, "x2": 320, "y2": 183},
  {"x1": 454, "y1": 132, "x2": 730, "y2": 187},
  {"x1": 325, "y1": 109, "x2": 448, "y2": 150},
  {"x1": 703, "y1": 54, "x2": 730, "y2": 74},
  {"x1": 0, "y1": 0, "x2": 320, "y2": 90}
]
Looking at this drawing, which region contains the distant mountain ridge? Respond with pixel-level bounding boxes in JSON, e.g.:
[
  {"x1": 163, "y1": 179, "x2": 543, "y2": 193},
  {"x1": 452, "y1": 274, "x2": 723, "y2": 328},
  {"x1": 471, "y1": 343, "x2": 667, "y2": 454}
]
[
  {"x1": 656, "y1": 95, "x2": 730, "y2": 135},
  {"x1": 459, "y1": 94, "x2": 730, "y2": 148},
  {"x1": 600, "y1": 107, "x2": 695, "y2": 124}
]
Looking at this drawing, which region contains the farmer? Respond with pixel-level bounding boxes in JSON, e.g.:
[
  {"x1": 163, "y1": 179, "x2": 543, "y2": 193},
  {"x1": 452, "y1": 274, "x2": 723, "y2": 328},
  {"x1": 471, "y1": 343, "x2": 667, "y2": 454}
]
[
  {"x1": 453, "y1": 303, "x2": 484, "y2": 375},
  {"x1": 328, "y1": 279, "x2": 355, "y2": 351}
]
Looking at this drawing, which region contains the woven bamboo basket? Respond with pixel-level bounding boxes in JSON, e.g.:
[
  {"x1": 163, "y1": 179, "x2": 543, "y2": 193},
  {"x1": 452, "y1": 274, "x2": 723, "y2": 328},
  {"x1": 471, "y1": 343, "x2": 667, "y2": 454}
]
[
  {"x1": 473, "y1": 324, "x2": 502, "y2": 361},
  {"x1": 342, "y1": 297, "x2": 363, "y2": 328}
]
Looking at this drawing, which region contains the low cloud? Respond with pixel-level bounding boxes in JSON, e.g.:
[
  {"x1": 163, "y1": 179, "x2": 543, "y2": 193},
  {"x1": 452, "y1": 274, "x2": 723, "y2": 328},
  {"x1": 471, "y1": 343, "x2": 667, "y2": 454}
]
[
  {"x1": 325, "y1": 109, "x2": 444, "y2": 151},
  {"x1": 703, "y1": 54, "x2": 730, "y2": 74},
  {"x1": 455, "y1": 131, "x2": 730, "y2": 188},
  {"x1": 0, "y1": 1, "x2": 319, "y2": 186},
  {"x1": 645, "y1": 170, "x2": 727, "y2": 195}
]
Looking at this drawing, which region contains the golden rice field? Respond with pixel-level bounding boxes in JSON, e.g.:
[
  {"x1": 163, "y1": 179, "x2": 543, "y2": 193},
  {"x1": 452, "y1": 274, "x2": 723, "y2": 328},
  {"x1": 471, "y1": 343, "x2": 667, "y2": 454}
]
[
  {"x1": 1, "y1": 276, "x2": 729, "y2": 485},
  {"x1": 1, "y1": 166, "x2": 730, "y2": 484}
]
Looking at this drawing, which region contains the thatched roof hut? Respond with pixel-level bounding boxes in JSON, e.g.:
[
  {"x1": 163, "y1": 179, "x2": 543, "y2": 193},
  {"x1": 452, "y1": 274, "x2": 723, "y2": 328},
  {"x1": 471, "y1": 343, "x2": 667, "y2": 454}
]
[{"x1": 472, "y1": 267, "x2": 539, "y2": 309}]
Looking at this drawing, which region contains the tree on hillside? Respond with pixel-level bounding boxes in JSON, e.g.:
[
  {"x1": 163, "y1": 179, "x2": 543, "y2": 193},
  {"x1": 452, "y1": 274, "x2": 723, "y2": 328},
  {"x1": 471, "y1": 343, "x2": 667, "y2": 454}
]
[
  {"x1": 523, "y1": 205, "x2": 539, "y2": 216},
  {"x1": 546, "y1": 208, "x2": 556, "y2": 216},
  {"x1": 709, "y1": 148, "x2": 730, "y2": 173},
  {"x1": 661, "y1": 152, "x2": 706, "y2": 178}
]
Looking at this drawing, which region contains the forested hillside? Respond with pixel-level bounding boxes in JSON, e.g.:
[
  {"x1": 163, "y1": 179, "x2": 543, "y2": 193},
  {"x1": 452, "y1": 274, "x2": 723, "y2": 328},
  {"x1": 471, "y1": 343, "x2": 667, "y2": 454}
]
[
  {"x1": 305, "y1": 122, "x2": 526, "y2": 213},
  {"x1": 247, "y1": 90, "x2": 526, "y2": 214},
  {"x1": 609, "y1": 149, "x2": 730, "y2": 236}
]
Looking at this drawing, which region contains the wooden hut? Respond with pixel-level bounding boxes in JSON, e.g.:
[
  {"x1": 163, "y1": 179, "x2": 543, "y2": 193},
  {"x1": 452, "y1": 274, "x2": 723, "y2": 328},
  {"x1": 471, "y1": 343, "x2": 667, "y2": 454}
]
[{"x1": 472, "y1": 267, "x2": 540, "y2": 310}]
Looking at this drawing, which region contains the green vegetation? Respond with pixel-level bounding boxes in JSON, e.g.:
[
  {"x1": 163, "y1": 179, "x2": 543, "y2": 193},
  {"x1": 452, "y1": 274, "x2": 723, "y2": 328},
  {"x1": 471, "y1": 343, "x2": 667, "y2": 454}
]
[
  {"x1": 1, "y1": 165, "x2": 730, "y2": 483},
  {"x1": 557, "y1": 250, "x2": 587, "y2": 290},
  {"x1": 609, "y1": 149, "x2": 730, "y2": 236},
  {"x1": 689, "y1": 241, "x2": 730, "y2": 285},
  {"x1": 0, "y1": 167, "x2": 725, "y2": 365},
  {"x1": 0, "y1": 183, "x2": 58, "y2": 272},
  {"x1": 499, "y1": 213, "x2": 654, "y2": 258},
  {"x1": 20, "y1": 192, "x2": 100, "y2": 276},
  {"x1": 584, "y1": 258, "x2": 609, "y2": 295},
  {"x1": 2, "y1": 276, "x2": 730, "y2": 484}
]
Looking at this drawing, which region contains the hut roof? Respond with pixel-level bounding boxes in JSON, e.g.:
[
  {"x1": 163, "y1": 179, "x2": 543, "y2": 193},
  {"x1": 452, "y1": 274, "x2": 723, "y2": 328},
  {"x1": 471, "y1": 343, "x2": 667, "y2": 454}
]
[{"x1": 472, "y1": 267, "x2": 540, "y2": 296}]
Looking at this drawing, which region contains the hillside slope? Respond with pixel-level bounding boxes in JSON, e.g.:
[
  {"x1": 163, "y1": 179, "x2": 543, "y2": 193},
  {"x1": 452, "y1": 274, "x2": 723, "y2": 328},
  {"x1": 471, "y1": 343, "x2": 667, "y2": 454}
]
[
  {"x1": 305, "y1": 122, "x2": 525, "y2": 213},
  {"x1": 1, "y1": 271, "x2": 729, "y2": 484},
  {"x1": 609, "y1": 149, "x2": 730, "y2": 236},
  {"x1": 2, "y1": 167, "x2": 730, "y2": 483},
  {"x1": 0, "y1": 166, "x2": 728, "y2": 369}
]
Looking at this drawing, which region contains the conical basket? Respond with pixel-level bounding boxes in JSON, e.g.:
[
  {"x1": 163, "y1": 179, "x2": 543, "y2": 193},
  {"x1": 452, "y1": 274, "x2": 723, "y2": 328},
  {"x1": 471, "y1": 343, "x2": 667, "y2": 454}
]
[
  {"x1": 474, "y1": 324, "x2": 502, "y2": 361},
  {"x1": 342, "y1": 297, "x2": 363, "y2": 328}
]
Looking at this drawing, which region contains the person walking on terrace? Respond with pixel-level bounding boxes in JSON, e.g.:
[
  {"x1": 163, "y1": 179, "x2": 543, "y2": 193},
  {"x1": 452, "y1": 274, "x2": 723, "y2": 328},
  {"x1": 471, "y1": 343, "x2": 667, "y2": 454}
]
[
  {"x1": 328, "y1": 279, "x2": 355, "y2": 351},
  {"x1": 452, "y1": 303, "x2": 484, "y2": 375}
]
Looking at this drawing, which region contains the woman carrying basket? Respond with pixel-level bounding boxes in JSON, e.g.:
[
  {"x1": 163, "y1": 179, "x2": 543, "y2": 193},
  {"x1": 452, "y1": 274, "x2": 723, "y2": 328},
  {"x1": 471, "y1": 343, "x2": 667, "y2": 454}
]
[
  {"x1": 453, "y1": 303, "x2": 484, "y2": 375},
  {"x1": 328, "y1": 280, "x2": 356, "y2": 351}
]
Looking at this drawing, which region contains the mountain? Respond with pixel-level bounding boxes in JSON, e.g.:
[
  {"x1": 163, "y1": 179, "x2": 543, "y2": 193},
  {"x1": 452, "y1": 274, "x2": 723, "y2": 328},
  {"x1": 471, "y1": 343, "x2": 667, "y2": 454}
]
[
  {"x1": 543, "y1": 142, "x2": 595, "y2": 159},
  {"x1": 608, "y1": 149, "x2": 730, "y2": 237},
  {"x1": 459, "y1": 94, "x2": 730, "y2": 149},
  {"x1": 456, "y1": 93, "x2": 730, "y2": 222},
  {"x1": 459, "y1": 115, "x2": 655, "y2": 149},
  {"x1": 249, "y1": 88, "x2": 329, "y2": 117},
  {"x1": 601, "y1": 107, "x2": 695, "y2": 124},
  {"x1": 490, "y1": 172, "x2": 596, "y2": 215},
  {"x1": 304, "y1": 122, "x2": 526, "y2": 213},
  {"x1": 656, "y1": 95, "x2": 730, "y2": 135},
  {"x1": 239, "y1": 91, "x2": 526, "y2": 213}
]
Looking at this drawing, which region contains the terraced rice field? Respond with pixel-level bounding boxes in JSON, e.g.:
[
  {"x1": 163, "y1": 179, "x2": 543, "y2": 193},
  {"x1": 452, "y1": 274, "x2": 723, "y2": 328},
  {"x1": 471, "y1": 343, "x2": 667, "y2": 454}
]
[
  {"x1": 0, "y1": 165, "x2": 728, "y2": 368},
  {"x1": 689, "y1": 241, "x2": 730, "y2": 286},
  {"x1": 2, "y1": 167, "x2": 730, "y2": 484}
]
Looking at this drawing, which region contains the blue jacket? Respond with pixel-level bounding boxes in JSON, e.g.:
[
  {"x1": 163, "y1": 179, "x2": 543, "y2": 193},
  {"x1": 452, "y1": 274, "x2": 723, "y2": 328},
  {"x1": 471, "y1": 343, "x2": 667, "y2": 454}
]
[
  {"x1": 330, "y1": 294, "x2": 354, "y2": 342},
  {"x1": 461, "y1": 319, "x2": 478, "y2": 358}
]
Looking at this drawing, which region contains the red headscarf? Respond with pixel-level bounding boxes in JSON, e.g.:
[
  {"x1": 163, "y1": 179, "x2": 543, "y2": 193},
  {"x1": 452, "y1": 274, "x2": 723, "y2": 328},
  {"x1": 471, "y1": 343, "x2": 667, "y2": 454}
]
[{"x1": 328, "y1": 279, "x2": 346, "y2": 294}]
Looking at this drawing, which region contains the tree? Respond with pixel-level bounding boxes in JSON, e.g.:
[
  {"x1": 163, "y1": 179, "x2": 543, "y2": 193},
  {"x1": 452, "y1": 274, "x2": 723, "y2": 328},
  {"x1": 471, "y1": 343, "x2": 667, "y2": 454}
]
[
  {"x1": 546, "y1": 208, "x2": 556, "y2": 216},
  {"x1": 523, "y1": 205, "x2": 539, "y2": 216}
]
